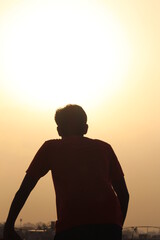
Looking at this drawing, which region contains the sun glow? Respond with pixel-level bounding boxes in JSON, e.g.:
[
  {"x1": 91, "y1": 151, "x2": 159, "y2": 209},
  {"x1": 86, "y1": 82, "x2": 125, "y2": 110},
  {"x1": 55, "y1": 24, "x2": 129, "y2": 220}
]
[{"x1": 1, "y1": 1, "x2": 131, "y2": 109}]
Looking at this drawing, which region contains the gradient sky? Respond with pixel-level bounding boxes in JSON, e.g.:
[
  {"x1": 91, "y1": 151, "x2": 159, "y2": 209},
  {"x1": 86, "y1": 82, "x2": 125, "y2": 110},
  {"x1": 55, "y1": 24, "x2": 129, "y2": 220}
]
[{"x1": 0, "y1": 0, "x2": 160, "y2": 227}]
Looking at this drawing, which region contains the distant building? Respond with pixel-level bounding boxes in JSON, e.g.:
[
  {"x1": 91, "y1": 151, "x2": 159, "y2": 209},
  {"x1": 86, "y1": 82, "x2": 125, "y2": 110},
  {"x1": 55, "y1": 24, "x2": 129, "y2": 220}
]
[
  {"x1": 122, "y1": 226, "x2": 160, "y2": 240},
  {"x1": 21, "y1": 229, "x2": 55, "y2": 240}
]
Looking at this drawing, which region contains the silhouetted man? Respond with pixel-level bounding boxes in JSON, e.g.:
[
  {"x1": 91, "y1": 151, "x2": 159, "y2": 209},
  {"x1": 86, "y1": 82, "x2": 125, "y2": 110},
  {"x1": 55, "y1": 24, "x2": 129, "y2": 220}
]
[{"x1": 4, "y1": 104, "x2": 129, "y2": 240}]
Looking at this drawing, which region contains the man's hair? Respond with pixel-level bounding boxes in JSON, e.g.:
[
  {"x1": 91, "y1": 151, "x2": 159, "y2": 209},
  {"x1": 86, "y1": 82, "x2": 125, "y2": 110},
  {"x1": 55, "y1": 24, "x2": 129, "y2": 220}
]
[{"x1": 55, "y1": 104, "x2": 87, "y2": 136}]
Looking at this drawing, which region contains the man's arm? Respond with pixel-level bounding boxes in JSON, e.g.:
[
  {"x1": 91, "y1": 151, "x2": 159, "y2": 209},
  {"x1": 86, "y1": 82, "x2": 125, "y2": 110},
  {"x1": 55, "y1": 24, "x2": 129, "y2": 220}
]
[
  {"x1": 4, "y1": 174, "x2": 39, "y2": 240},
  {"x1": 112, "y1": 177, "x2": 129, "y2": 225}
]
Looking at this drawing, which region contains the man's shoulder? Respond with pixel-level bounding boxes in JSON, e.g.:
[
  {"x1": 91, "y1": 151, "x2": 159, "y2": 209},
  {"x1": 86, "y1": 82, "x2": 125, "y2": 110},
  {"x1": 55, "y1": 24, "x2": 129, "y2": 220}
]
[
  {"x1": 86, "y1": 137, "x2": 111, "y2": 149},
  {"x1": 44, "y1": 139, "x2": 62, "y2": 145},
  {"x1": 40, "y1": 139, "x2": 62, "y2": 149}
]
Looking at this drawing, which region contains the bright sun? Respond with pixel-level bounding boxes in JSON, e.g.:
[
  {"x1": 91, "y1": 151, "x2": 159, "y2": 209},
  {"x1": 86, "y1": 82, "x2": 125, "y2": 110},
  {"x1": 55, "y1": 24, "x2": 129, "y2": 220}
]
[{"x1": 1, "y1": 1, "x2": 131, "y2": 109}]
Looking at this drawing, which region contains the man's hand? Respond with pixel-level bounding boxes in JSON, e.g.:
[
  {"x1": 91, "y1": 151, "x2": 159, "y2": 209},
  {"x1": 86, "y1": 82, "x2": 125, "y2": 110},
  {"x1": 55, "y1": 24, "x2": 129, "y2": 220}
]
[
  {"x1": 112, "y1": 177, "x2": 129, "y2": 225},
  {"x1": 3, "y1": 227, "x2": 22, "y2": 240},
  {"x1": 3, "y1": 174, "x2": 38, "y2": 240}
]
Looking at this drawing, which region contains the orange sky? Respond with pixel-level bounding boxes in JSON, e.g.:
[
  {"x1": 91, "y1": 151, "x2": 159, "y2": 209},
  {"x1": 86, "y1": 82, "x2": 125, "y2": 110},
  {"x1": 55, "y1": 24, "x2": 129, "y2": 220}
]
[{"x1": 0, "y1": 0, "x2": 160, "y2": 227}]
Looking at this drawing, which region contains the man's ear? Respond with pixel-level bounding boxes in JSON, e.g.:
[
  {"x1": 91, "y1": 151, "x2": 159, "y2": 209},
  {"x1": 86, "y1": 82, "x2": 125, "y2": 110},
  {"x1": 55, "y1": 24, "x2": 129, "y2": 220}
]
[
  {"x1": 57, "y1": 126, "x2": 63, "y2": 137},
  {"x1": 83, "y1": 124, "x2": 88, "y2": 134}
]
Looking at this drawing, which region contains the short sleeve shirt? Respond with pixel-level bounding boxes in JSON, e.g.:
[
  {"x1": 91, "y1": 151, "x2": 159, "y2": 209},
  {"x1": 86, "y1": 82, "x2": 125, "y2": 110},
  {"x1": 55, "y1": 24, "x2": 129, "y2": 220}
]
[{"x1": 26, "y1": 136, "x2": 124, "y2": 232}]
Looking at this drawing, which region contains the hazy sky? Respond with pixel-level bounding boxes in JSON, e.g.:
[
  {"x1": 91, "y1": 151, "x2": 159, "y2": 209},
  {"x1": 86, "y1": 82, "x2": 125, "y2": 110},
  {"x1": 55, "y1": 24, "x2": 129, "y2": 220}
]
[{"x1": 0, "y1": 0, "x2": 160, "y2": 227}]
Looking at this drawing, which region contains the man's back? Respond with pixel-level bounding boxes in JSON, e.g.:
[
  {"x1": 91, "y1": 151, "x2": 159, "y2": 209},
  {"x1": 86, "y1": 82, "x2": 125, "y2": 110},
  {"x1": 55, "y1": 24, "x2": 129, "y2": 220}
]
[{"x1": 27, "y1": 136, "x2": 124, "y2": 232}]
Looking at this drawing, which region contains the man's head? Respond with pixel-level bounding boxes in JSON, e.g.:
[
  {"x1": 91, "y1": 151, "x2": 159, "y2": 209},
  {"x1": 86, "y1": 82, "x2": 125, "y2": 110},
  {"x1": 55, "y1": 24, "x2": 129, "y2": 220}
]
[{"x1": 55, "y1": 104, "x2": 88, "y2": 137}]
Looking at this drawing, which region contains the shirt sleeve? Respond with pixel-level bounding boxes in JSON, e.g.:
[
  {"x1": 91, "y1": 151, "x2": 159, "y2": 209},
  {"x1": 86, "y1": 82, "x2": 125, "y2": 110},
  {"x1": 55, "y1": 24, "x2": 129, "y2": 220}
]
[
  {"x1": 26, "y1": 141, "x2": 51, "y2": 179},
  {"x1": 108, "y1": 145, "x2": 124, "y2": 184}
]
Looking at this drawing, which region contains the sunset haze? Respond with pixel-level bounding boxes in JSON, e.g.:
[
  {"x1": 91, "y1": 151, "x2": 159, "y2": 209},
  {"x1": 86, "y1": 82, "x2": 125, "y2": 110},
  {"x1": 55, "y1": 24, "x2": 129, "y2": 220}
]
[{"x1": 0, "y1": 0, "x2": 160, "y2": 228}]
